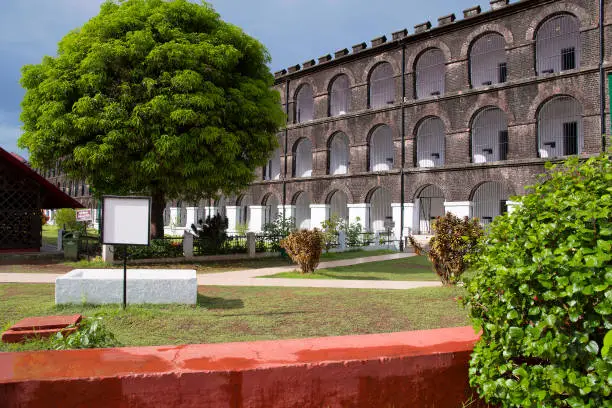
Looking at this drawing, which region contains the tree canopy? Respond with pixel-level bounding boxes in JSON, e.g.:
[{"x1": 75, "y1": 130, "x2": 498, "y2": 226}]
[{"x1": 18, "y1": 0, "x2": 284, "y2": 235}]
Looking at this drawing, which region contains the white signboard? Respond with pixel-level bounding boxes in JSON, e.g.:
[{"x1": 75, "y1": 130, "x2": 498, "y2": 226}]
[
  {"x1": 76, "y1": 209, "x2": 92, "y2": 222},
  {"x1": 101, "y1": 196, "x2": 151, "y2": 246}
]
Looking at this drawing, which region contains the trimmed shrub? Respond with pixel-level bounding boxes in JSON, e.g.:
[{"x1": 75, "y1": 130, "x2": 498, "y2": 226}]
[
  {"x1": 464, "y1": 154, "x2": 612, "y2": 407},
  {"x1": 409, "y1": 213, "x2": 483, "y2": 285},
  {"x1": 280, "y1": 229, "x2": 324, "y2": 274},
  {"x1": 54, "y1": 208, "x2": 80, "y2": 231}
]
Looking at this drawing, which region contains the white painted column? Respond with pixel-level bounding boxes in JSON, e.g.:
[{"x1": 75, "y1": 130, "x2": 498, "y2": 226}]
[
  {"x1": 444, "y1": 201, "x2": 473, "y2": 219},
  {"x1": 310, "y1": 204, "x2": 330, "y2": 229},
  {"x1": 186, "y1": 207, "x2": 198, "y2": 229},
  {"x1": 347, "y1": 203, "x2": 370, "y2": 231},
  {"x1": 278, "y1": 205, "x2": 296, "y2": 220},
  {"x1": 507, "y1": 200, "x2": 520, "y2": 214},
  {"x1": 391, "y1": 203, "x2": 414, "y2": 240},
  {"x1": 91, "y1": 209, "x2": 100, "y2": 231},
  {"x1": 226, "y1": 206, "x2": 240, "y2": 235},
  {"x1": 204, "y1": 206, "x2": 218, "y2": 219},
  {"x1": 169, "y1": 207, "x2": 180, "y2": 227},
  {"x1": 248, "y1": 205, "x2": 265, "y2": 233}
]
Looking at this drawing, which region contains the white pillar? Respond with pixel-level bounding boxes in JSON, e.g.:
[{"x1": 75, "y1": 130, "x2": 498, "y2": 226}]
[
  {"x1": 91, "y1": 209, "x2": 100, "y2": 231},
  {"x1": 391, "y1": 203, "x2": 414, "y2": 240},
  {"x1": 226, "y1": 206, "x2": 240, "y2": 234},
  {"x1": 278, "y1": 205, "x2": 296, "y2": 220},
  {"x1": 310, "y1": 204, "x2": 330, "y2": 229},
  {"x1": 186, "y1": 207, "x2": 198, "y2": 229},
  {"x1": 507, "y1": 200, "x2": 520, "y2": 214},
  {"x1": 444, "y1": 201, "x2": 473, "y2": 219},
  {"x1": 170, "y1": 207, "x2": 180, "y2": 227},
  {"x1": 248, "y1": 205, "x2": 265, "y2": 233},
  {"x1": 102, "y1": 244, "x2": 114, "y2": 263},
  {"x1": 347, "y1": 203, "x2": 370, "y2": 231}
]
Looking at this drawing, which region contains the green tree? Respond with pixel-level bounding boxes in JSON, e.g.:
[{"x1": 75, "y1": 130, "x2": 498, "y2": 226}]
[
  {"x1": 19, "y1": 0, "x2": 285, "y2": 237},
  {"x1": 464, "y1": 154, "x2": 612, "y2": 407}
]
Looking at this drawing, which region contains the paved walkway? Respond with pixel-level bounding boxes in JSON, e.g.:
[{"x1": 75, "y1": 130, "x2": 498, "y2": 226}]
[{"x1": 0, "y1": 253, "x2": 441, "y2": 290}]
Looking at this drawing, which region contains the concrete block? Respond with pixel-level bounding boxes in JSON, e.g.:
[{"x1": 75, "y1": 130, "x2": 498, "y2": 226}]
[{"x1": 55, "y1": 269, "x2": 197, "y2": 305}]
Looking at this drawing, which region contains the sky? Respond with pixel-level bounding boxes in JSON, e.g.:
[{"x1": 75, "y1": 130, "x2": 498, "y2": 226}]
[{"x1": 0, "y1": 0, "x2": 495, "y2": 156}]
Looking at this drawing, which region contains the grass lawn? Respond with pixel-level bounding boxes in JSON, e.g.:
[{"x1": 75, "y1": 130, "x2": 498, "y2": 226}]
[
  {"x1": 0, "y1": 249, "x2": 396, "y2": 274},
  {"x1": 41, "y1": 225, "x2": 59, "y2": 246},
  {"x1": 261, "y1": 256, "x2": 438, "y2": 281},
  {"x1": 0, "y1": 283, "x2": 468, "y2": 352}
]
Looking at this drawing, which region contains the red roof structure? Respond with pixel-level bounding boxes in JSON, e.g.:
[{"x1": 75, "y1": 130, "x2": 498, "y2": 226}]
[
  {"x1": 1, "y1": 148, "x2": 83, "y2": 209},
  {"x1": 1, "y1": 147, "x2": 83, "y2": 252}
]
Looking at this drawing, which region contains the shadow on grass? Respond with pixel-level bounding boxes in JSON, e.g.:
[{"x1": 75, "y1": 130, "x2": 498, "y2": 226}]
[
  {"x1": 197, "y1": 294, "x2": 244, "y2": 310},
  {"x1": 212, "y1": 310, "x2": 317, "y2": 318}
]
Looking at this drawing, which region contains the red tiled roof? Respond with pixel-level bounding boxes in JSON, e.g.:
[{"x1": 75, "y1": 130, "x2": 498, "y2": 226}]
[{"x1": 1, "y1": 147, "x2": 84, "y2": 209}]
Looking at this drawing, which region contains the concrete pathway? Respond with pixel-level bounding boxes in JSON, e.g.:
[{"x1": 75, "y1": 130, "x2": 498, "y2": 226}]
[{"x1": 0, "y1": 252, "x2": 441, "y2": 290}]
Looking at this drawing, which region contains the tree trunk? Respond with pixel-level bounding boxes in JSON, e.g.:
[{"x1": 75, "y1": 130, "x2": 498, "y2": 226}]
[{"x1": 151, "y1": 191, "x2": 165, "y2": 239}]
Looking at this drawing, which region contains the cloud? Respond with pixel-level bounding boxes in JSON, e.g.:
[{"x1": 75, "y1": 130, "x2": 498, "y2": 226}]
[{"x1": 0, "y1": 119, "x2": 25, "y2": 156}]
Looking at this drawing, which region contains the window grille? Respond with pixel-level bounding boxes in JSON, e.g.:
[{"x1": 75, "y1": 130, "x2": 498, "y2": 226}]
[
  {"x1": 416, "y1": 185, "x2": 445, "y2": 234},
  {"x1": 470, "y1": 33, "x2": 506, "y2": 87},
  {"x1": 329, "y1": 190, "x2": 348, "y2": 222},
  {"x1": 538, "y1": 96, "x2": 582, "y2": 158},
  {"x1": 369, "y1": 63, "x2": 395, "y2": 109},
  {"x1": 369, "y1": 125, "x2": 394, "y2": 172},
  {"x1": 295, "y1": 84, "x2": 314, "y2": 123},
  {"x1": 536, "y1": 14, "x2": 580, "y2": 75},
  {"x1": 294, "y1": 192, "x2": 311, "y2": 230},
  {"x1": 293, "y1": 139, "x2": 313, "y2": 177},
  {"x1": 415, "y1": 49, "x2": 445, "y2": 99},
  {"x1": 329, "y1": 75, "x2": 350, "y2": 116},
  {"x1": 369, "y1": 188, "x2": 392, "y2": 233},
  {"x1": 329, "y1": 132, "x2": 349, "y2": 175},
  {"x1": 472, "y1": 108, "x2": 508, "y2": 163},
  {"x1": 416, "y1": 117, "x2": 445, "y2": 168},
  {"x1": 264, "y1": 149, "x2": 281, "y2": 180},
  {"x1": 472, "y1": 182, "x2": 509, "y2": 228}
]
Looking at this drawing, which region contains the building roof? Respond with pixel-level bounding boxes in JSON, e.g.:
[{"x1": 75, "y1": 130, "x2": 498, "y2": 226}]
[{"x1": 1, "y1": 147, "x2": 84, "y2": 209}]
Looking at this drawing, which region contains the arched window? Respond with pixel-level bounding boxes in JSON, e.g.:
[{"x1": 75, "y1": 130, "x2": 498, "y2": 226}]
[
  {"x1": 237, "y1": 194, "x2": 252, "y2": 227},
  {"x1": 328, "y1": 190, "x2": 349, "y2": 222},
  {"x1": 416, "y1": 118, "x2": 445, "y2": 168},
  {"x1": 293, "y1": 138, "x2": 312, "y2": 177},
  {"x1": 264, "y1": 148, "x2": 281, "y2": 180},
  {"x1": 416, "y1": 185, "x2": 445, "y2": 234},
  {"x1": 472, "y1": 108, "x2": 508, "y2": 163},
  {"x1": 472, "y1": 182, "x2": 509, "y2": 228},
  {"x1": 369, "y1": 125, "x2": 394, "y2": 172},
  {"x1": 538, "y1": 96, "x2": 582, "y2": 158},
  {"x1": 263, "y1": 194, "x2": 279, "y2": 226},
  {"x1": 369, "y1": 188, "x2": 392, "y2": 233},
  {"x1": 295, "y1": 84, "x2": 314, "y2": 123},
  {"x1": 536, "y1": 14, "x2": 580, "y2": 75},
  {"x1": 328, "y1": 132, "x2": 349, "y2": 175},
  {"x1": 470, "y1": 33, "x2": 507, "y2": 87},
  {"x1": 329, "y1": 75, "x2": 350, "y2": 116},
  {"x1": 415, "y1": 49, "x2": 445, "y2": 99},
  {"x1": 369, "y1": 63, "x2": 395, "y2": 109},
  {"x1": 294, "y1": 192, "x2": 311, "y2": 230}
]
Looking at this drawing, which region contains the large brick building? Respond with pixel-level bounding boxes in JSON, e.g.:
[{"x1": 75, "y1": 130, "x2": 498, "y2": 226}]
[
  {"x1": 212, "y1": 0, "x2": 610, "y2": 243},
  {"x1": 42, "y1": 0, "x2": 612, "y2": 242}
]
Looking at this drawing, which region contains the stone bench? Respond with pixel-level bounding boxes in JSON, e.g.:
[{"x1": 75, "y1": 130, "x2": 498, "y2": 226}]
[{"x1": 55, "y1": 269, "x2": 197, "y2": 305}]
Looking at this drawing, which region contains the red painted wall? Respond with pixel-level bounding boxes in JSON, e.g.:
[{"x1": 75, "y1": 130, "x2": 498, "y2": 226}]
[{"x1": 0, "y1": 326, "x2": 490, "y2": 407}]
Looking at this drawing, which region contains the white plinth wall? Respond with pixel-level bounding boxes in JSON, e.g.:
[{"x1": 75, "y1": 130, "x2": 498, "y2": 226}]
[
  {"x1": 444, "y1": 201, "x2": 473, "y2": 218},
  {"x1": 226, "y1": 206, "x2": 240, "y2": 234},
  {"x1": 347, "y1": 203, "x2": 370, "y2": 230},
  {"x1": 55, "y1": 269, "x2": 197, "y2": 305},
  {"x1": 248, "y1": 205, "x2": 266, "y2": 233},
  {"x1": 310, "y1": 204, "x2": 330, "y2": 229},
  {"x1": 391, "y1": 203, "x2": 414, "y2": 240}
]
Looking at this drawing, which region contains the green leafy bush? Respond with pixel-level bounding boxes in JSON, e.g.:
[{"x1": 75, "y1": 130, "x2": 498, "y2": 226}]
[
  {"x1": 344, "y1": 217, "x2": 365, "y2": 247},
  {"x1": 191, "y1": 214, "x2": 228, "y2": 254},
  {"x1": 127, "y1": 238, "x2": 183, "y2": 259},
  {"x1": 54, "y1": 208, "x2": 80, "y2": 231},
  {"x1": 280, "y1": 229, "x2": 324, "y2": 274},
  {"x1": 50, "y1": 317, "x2": 121, "y2": 350},
  {"x1": 464, "y1": 154, "x2": 612, "y2": 407},
  {"x1": 263, "y1": 215, "x2": 295, "y2": 237},
  {"x1": 321, "y1": 214, "x2": 344, "y2": 252},
  {"x1": 409, "y1": 213, "x2": 483, "y2": 285}
]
